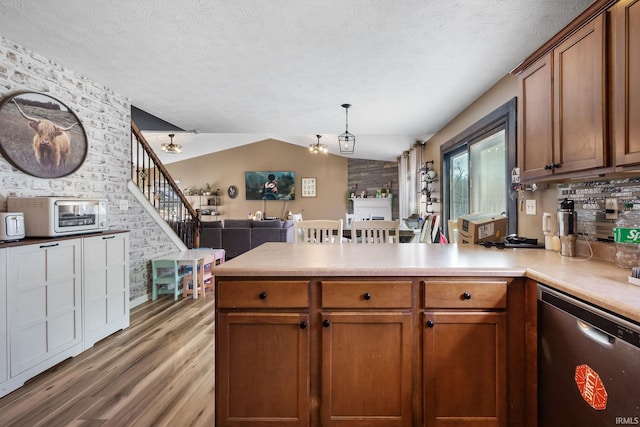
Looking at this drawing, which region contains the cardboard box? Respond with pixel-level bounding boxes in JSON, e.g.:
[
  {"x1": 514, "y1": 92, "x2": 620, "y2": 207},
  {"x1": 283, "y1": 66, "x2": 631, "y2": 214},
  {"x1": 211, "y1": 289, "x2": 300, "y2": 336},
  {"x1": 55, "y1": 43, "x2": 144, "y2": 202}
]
[{"x1": 457, "y1": 213, "x2": 508, "y2": 244}]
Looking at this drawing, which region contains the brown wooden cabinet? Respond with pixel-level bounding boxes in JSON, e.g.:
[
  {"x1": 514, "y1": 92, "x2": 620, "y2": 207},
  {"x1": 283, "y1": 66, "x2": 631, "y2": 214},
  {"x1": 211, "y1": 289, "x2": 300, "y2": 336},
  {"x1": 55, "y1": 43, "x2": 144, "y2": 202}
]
[
  {"x1": 216, "y1": 280, "x2": 311, "y2": 426},
  {"x1": 518, "y1": 53, "x2": 554, "y2": 181},
  {"x1": 613, "y1": 0, "x2": 640, "y2": 167},
  {"x1": 320, "y1": 280, "x2": 413, "y2": 426},
  {"x1": 422, "y1": 280, "x2": 508, "y2": 427},
  {"x1": 517, "y1": 14, "x2": 607, "y2": 181},
  {"x1": 215, "y1": 277, "x2": 523, "y2": 427}
]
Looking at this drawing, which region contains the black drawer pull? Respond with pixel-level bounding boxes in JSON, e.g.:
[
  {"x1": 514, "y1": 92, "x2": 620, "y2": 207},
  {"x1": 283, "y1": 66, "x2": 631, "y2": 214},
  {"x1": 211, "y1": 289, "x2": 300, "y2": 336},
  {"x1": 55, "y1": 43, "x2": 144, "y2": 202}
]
[
  {"x1": 39, "y1": 243, "x2": 60, "y2": 249},
  {"x1": 323, "y1": 319, "x2": 331, "y2": 328},
  {"x1": 299, "y1": 321, "x2": 307, "y2": 329},
  {"x1": 463, "y1": 292, "x2": 472, "y2": 300},
  {"x1": 363, "y1": 292, "x2": 371, "y2": 300},
  {"x1": 259, "y1": 292, "x2": 267, "y2": 300},
  {"x1": 426, "y1": 320, "x2": 435, "y2": 328}
]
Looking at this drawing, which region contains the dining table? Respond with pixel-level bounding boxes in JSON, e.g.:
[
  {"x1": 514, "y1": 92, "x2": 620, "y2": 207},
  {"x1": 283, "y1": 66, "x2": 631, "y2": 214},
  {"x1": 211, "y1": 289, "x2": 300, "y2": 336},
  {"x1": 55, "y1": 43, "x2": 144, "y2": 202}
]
[{"x1": 342, "y1": 224, "x2": 421, "y2": 243}]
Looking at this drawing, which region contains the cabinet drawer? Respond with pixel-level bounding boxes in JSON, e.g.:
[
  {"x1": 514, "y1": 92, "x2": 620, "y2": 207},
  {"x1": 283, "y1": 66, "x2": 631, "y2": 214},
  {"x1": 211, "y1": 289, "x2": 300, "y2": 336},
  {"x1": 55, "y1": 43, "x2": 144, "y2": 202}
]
[
  {"x1": 321, "y1": 280, "x2": 412, "y2": 308},
  {"x1": 424, "y1": 280, "x2": 507, "y2": 309},
  {"x1": 218, "y1": 280, "x2": 309, "y2": 308}
]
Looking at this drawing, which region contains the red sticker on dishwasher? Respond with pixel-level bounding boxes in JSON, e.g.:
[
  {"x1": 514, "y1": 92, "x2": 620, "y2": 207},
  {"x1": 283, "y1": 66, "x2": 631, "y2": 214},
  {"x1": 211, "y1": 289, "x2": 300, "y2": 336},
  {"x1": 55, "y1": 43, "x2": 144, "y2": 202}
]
[{"x1": 575, "y1": 364, "x2": 608, "y2": 410}]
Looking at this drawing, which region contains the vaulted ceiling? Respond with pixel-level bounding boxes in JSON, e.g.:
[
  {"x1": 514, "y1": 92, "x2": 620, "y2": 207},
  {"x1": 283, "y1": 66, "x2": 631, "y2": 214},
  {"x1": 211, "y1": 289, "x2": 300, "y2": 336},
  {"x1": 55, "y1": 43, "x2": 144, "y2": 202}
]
[{"x1": 0, "y1": 0, "x2": 594, "y2": 163}]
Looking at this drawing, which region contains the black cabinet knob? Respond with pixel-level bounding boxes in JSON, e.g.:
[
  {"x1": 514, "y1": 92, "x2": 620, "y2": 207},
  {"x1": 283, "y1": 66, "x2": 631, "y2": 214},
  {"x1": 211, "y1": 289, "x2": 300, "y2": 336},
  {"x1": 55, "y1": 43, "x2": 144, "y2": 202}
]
[
  {"x1": 463, "y1": 292, "x2": 472, "y2": 300},
  {"x1": 259, "y1": 292, "x2": 267, "y2": 300},
  {"x1": 426, "y1": 319, "x2": 435, "y2": 328},
  {"x1": 363, "y1": 292, "x2": 371, "y2": 300},
  {"x1": 299, "y1": 321, "x2": 307, "y2": 329},
  {"x1": 544, "y1": 164, "x2": 551, "y2": 170},
  {"x1": 552, "y1": 162, "x2": 560, "y2": 169},
  {"x1": 323, "y1": 319, "x2": 331, "y2": 328}
]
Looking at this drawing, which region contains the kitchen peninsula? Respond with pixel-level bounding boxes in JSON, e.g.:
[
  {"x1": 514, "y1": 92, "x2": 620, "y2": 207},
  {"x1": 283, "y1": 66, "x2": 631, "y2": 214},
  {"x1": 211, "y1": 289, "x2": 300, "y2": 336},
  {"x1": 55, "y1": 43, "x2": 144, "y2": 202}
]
[{"x1": 213, "y1": 243, "x2": 640, "y2": 427}]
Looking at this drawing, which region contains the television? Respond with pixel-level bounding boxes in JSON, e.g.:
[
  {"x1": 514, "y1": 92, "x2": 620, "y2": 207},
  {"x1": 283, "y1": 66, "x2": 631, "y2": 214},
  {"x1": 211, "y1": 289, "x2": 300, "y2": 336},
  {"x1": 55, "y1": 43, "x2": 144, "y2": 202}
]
[{"x1": 245, "y1": 171, "x2": 295, "y2": 200}]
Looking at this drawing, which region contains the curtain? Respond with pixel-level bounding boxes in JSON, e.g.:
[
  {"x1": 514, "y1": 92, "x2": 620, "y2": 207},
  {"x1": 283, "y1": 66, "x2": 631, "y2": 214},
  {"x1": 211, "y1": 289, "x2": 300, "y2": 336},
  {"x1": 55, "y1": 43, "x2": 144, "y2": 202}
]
[
  {"x1": 398, "y1": 153, "x2": 409, "y2": 219},
  {"x1": 398, "y1": 144, "x2": 422, "y2": 219}
]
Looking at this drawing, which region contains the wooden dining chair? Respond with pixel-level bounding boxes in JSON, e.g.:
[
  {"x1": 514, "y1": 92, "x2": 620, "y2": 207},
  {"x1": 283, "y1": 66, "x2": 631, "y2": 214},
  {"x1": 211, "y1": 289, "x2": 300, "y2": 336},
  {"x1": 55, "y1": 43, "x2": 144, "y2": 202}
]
[
  {"x1": 294, "y1": 219, "x2": 343, "y2": 243},
  {"x1": 345, "y1": 213, "x2": 371, "y2": 227},
  {"x1": 151, "y1": 259, "x2": 193, "y2": 300},
  {"x1": 352, "y1": 219, "x2": 399, "y2": 244}
]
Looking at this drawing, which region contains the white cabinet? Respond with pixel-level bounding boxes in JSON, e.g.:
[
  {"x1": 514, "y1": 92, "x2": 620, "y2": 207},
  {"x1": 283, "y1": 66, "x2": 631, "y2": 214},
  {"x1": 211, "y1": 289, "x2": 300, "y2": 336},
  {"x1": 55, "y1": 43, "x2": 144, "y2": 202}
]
[
  {"x1": 352, "y1": 197, "x2": 392, "y2": 220},
  {"x1": 0, "y1": 249, "x2": 7, "y2": 388},
  {"x1": 0, "y1": 232, "x2": 130, "y2": 398},
  {"x1": 7, "y1": 239, "x2": 83, "y2": 378},
  {"x1": 83, "y1": 233, "x2": 130, "y2": 349}
]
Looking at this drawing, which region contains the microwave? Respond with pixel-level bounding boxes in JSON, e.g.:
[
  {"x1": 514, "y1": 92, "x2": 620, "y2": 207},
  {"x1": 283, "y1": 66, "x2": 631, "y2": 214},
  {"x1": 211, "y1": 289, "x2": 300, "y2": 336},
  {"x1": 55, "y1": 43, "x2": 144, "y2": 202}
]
[{"x1": 7, "y1": 197, "x2": 108, "y2": 237}]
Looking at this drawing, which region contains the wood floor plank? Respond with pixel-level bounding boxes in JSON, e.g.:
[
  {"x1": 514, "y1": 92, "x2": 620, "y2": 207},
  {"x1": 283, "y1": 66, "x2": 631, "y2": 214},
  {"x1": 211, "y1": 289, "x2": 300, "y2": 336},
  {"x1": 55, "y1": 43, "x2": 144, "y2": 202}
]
[{"x1": 0, "y1": 295, "x2": 215, "y2": 427}]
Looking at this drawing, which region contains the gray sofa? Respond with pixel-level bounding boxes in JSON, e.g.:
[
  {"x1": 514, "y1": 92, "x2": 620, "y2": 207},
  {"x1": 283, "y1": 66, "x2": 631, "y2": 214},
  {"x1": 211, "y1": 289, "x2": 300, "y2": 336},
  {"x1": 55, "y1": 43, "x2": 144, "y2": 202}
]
[{"x1": 200, "y1": 219, "x2": 294, "y2": 259}]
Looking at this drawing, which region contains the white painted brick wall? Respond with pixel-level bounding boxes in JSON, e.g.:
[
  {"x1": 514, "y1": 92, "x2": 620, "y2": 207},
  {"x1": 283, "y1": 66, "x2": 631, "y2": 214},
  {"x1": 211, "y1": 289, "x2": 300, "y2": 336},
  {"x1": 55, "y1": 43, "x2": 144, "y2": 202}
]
[{"x1": 0, "y1": 36, "x2": 180, "y2": 304}]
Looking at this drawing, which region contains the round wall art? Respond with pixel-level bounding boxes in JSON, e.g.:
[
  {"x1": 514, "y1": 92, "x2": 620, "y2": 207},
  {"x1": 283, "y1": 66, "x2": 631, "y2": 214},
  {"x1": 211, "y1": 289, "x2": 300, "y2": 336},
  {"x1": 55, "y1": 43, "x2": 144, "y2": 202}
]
[{"x1": 0, "y1": 91, "x2": 88, "y2": 178}]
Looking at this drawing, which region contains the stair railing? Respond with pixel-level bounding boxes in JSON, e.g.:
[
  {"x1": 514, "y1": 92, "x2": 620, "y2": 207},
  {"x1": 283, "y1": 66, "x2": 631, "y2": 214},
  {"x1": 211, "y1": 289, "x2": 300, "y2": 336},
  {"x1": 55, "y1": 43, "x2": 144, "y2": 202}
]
[{"x1": 130, "y1": 121, "x2": 201, "y2": 248}]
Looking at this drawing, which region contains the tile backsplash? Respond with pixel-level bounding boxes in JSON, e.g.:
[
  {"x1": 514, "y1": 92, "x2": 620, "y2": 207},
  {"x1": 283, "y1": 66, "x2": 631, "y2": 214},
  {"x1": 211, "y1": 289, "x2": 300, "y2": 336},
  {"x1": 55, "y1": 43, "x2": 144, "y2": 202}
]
[{"x1": 558, "y1": 177, "x2": 640, "y2": 241}]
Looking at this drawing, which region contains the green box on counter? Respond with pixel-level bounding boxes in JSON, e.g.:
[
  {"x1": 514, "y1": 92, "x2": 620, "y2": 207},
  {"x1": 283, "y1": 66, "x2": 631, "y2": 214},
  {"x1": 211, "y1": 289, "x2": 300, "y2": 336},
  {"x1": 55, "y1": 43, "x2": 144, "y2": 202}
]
[{"x1": 457, "y1": 212, "x2": 508, "y2": 244}]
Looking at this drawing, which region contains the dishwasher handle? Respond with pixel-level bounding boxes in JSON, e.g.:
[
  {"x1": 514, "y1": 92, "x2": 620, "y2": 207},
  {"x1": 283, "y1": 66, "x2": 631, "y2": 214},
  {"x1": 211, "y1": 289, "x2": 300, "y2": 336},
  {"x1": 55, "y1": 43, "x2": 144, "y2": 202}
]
[{"x1": 577, "y1": 320, "x2": 613, "y2": 348}]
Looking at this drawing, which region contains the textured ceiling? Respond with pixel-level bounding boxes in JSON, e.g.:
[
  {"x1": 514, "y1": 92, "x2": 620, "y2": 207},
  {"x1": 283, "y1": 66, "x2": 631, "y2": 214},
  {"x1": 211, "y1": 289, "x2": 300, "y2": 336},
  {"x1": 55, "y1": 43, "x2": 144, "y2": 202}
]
[{"x1": 0, "y1": 0, "x2": 594, "y2": 162}]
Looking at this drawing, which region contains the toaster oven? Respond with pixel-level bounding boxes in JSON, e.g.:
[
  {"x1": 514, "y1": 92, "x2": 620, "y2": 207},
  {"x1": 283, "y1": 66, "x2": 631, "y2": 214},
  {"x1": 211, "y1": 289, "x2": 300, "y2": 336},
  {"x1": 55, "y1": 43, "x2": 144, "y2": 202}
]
[{"x1": 7, "y1": 197, "x2": 108, "y2": 237}]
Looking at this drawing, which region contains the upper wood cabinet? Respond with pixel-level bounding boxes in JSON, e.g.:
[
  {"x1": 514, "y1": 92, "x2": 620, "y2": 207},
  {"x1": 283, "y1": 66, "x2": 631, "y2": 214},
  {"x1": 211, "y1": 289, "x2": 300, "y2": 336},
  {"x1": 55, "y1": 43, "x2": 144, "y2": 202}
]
[
  {"x1": 518, "y1": 14, "x2": 607, "y2": 181},
  {"x1": 554, "y1": 14, "x2": 607, "y2": 174},
  {"x1": 518, "y1": 53, "x2": 554, "y2": 180},
  {"x1": 613, "y1": 0, "x2": 640, "y2": 166}
]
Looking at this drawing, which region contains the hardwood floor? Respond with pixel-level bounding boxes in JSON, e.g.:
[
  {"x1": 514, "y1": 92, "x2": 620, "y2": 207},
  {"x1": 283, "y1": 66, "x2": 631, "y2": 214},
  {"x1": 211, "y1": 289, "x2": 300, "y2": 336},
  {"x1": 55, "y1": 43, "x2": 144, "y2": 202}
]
[{"x1": 0, "y1": 295, "x2": 215, "y2": 427}]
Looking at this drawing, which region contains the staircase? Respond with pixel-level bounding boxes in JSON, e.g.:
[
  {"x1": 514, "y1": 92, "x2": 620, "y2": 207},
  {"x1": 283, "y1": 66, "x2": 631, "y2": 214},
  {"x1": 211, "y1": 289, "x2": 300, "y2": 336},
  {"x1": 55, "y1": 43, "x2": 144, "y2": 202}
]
[{"x1": 130, "y1": 121, "x2": 201, "y2": 248}]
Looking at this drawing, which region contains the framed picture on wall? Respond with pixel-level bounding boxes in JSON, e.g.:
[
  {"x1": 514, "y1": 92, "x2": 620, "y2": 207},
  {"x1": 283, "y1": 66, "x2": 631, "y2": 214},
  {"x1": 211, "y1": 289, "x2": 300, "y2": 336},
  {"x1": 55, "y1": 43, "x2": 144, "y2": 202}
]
[
  {"x1": 0, "y1": 91, "x2": 88, "y2": 178},
  {"x1": 301, "y1": 177, "x2": 316, "y2": 197}
]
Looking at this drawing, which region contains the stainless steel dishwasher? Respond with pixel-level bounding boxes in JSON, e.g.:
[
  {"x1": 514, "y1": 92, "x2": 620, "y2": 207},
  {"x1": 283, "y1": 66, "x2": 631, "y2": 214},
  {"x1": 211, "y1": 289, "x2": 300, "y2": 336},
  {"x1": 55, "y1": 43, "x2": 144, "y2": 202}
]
[{"x1": 538, "y1": 284, "x2": 640, "y2": 426}]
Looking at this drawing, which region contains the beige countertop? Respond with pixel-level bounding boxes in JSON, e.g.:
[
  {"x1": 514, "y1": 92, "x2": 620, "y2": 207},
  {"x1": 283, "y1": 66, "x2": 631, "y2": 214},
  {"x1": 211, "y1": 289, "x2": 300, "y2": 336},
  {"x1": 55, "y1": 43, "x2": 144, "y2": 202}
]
[{"x1": 214, "y1": 242, "x2": 640, "y2": 323}]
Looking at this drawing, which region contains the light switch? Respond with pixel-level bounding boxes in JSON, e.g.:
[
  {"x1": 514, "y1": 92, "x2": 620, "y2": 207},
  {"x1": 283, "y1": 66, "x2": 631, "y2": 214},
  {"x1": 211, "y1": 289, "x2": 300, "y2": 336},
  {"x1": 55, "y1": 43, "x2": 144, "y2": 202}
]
[
  {"x1": 119, "y1": 199, "x2": 129, "y2": 211},
  {"x1": 525, "y1": 199, "x2": 536, "y2": 215}
]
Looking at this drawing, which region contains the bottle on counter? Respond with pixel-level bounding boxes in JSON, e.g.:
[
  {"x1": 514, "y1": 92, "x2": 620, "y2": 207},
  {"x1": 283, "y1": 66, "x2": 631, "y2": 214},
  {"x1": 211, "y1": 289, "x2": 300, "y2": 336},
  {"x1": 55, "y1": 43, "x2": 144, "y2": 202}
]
[{"x1": 614, "y1": 203, "x2": 640, "y2": 268}]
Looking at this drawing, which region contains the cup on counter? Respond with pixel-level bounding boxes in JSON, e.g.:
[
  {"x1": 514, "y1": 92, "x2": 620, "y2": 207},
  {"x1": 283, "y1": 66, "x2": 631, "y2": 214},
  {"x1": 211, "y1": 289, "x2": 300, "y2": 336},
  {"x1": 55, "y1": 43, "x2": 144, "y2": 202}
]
[{"x1": 542, "y1": 212, "x2": 557, "y2": 250}]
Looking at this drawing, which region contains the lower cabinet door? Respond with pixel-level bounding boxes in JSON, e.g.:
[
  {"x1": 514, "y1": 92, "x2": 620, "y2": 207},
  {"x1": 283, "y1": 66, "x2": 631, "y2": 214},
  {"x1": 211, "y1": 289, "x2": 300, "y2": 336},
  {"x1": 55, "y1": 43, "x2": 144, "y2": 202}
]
[
  {"x1": 321, "y1": 312, "x2": 413, "y2": 427},
  {"x1": 423, "y1": 311, "x2": 507, "y2": 427},
  {"x1": 216, "y1": 312, "x2": 310, "y2": 426},
  {"x1": 8, "y1": 240, "x2": 83, "y2": 377},
  {"x1": 0, "y1": 248, "x2": 6, "y2": 387},
  {"x1": 83, "y1": 233, "x2": 130, "y2": 349}
]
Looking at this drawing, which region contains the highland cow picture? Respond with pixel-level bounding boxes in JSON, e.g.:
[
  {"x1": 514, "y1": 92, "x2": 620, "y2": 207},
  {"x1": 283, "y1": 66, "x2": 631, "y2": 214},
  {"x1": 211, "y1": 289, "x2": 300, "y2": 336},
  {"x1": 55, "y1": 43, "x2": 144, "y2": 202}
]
[{"x1": 0, "y1": 92, "x2": 87, "y2": 178}]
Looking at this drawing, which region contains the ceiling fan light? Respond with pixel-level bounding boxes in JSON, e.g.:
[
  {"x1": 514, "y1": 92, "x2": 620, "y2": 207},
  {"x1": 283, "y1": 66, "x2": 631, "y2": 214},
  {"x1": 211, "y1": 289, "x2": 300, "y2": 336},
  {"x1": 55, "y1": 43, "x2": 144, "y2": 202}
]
[
  {"x1": 309, "y1": 134, "x2": 328, "y2": 155},
  {"x1": 161, "y1": 133, "x2": 182, "y2": 154}
]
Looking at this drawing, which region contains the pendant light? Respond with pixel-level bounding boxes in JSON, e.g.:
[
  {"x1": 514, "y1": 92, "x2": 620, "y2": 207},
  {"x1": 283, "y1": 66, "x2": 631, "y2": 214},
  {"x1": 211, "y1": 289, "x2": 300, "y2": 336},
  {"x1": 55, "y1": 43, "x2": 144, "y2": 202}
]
[
  {"x1": 309, "y1": 134, "x2": 328, "y2": 154},
  {"x1": 161, "y1": 133, "x2": 182, "y2": 154},
  {"x1": 338, "y1": 103, "x2": 355, "y2": 154}
]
